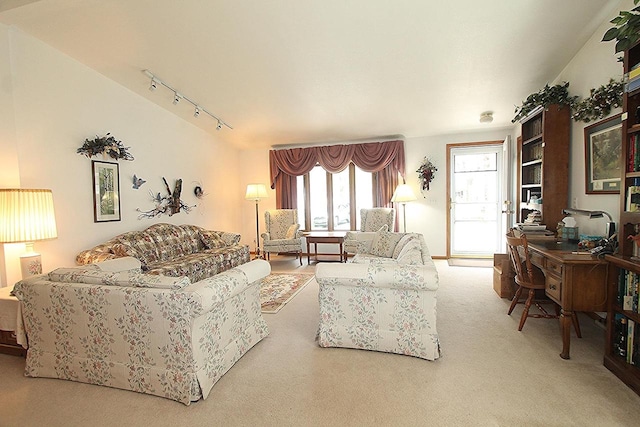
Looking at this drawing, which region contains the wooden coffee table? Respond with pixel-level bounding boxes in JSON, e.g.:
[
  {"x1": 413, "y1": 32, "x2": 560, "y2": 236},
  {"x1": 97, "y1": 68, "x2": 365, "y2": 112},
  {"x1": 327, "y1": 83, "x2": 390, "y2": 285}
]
[{"x1": 304, "y1": 231, "x2": 347, "y2": 264}]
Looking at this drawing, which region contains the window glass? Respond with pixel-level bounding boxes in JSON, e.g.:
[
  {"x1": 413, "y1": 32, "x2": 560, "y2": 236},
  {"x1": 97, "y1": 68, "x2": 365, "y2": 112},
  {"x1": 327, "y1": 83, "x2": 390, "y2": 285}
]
[
  {"x1": 296, "y1": 175, "x2": 305, "y2": 229},
  {"x1": 454, "y1": 153, "x2": 497, "y2": 173},
  {"x1": 295, "y1": 163, "x2": 373, "y2": 231},
  {"x1": 309, "y1": 165, "x2": 328, "y2": 230},
  {"x1": 332, "y1": 168, "x2": 351, "y2": 230},
  {"x1": 354, "y1": 166, "x2": 373, "y2": 230}
]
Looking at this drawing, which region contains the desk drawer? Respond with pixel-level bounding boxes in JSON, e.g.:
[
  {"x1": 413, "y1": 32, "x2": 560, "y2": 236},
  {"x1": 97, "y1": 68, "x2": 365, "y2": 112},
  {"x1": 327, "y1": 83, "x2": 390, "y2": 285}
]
[
  {"x1": 546, "y1": 259, "x2": 563, "y2": 276},
  {"x1": 545, "y1": 274, "x2": 562, "y2": 303}
]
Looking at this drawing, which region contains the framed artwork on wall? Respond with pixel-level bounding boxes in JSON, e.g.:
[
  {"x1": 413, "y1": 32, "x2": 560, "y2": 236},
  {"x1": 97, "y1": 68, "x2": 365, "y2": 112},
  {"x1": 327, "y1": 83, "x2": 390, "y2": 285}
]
[
  {"x1": 92, "y1": 160, "x2": 121, "y2": 222},
  {"x1": 584, "y1": 113, "x2": 622, "y2": 194}
]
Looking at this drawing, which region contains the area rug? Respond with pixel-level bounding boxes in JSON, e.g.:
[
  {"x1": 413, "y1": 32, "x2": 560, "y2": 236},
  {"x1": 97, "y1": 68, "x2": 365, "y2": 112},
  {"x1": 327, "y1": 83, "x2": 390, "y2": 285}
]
[{"x1": 260, "y1": 273, "x2": 314, "y2": 313}]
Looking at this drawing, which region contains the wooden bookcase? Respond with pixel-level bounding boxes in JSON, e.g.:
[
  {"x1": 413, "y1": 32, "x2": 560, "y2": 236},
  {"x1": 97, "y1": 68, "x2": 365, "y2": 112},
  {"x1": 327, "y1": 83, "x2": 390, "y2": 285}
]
[
  {"x1": 604, "y1": 41, "x2": 640, "y2": 396},
  {"x1": 517, "y1": 104, "x2": 570, "y2": 230}
]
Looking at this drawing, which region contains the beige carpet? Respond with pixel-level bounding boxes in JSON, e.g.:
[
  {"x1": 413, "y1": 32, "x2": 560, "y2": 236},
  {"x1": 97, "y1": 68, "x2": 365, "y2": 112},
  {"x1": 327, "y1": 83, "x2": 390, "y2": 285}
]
[
  {"x1": 1, "y1": 259, "x2": 640, "y2": 426},
  {"x1": 260, "y1": 272, "x2": 314, "y2": 313}
]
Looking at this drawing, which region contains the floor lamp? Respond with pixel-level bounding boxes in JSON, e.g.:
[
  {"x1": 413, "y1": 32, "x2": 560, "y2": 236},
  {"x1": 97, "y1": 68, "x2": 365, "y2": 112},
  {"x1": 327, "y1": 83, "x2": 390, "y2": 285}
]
[
  {"x1": 245, "y1": 184, "x2": 268, "y2": 259},
  {"x1": 391, "y1": 184, "x2": 417, "y2": 233},
  {"x1": 0, "y1": 189, "x2": 58, "y2": 278}
]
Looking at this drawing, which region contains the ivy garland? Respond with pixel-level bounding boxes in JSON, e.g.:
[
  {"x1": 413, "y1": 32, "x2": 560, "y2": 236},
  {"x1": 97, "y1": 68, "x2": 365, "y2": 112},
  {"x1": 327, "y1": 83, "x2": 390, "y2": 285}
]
[
  {"x1": 511, "y1": 82, "x2": 577, "y2": 123},
  {"x1": 77, "y1": 133, "x2": 134, "y2": 161},
  {"x1": 571, "y1": 78, "x2": 624, "y2": 123}
]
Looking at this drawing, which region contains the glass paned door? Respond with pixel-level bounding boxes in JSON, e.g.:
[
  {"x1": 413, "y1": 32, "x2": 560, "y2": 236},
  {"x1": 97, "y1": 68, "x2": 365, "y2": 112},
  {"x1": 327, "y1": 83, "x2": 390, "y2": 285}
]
[{"x1": 450, "y1": 145, "x2": 504, "y2": 256}]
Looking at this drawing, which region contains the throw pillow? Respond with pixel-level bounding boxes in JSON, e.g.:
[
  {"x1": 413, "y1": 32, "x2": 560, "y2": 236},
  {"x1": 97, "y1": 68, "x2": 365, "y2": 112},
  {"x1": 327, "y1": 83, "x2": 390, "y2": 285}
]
[
  {"x1": 392, "y1": 233, "x2": 419, "y2": 259},
  {"x1": 199, "y1": 230, "x2": 226, "y2": 249},
  {"x1": 397, "y1": 239, "x2": 423, "y2": 265},
  {"x1": 370, "y1": 226, "x2": 403, "y2": 258},
  {"x1": 285, "y1": 224, "x2": 300, "y2": 239},
  {"x1": 219, "y1": 232, "x2": 241, "y2": 246}
]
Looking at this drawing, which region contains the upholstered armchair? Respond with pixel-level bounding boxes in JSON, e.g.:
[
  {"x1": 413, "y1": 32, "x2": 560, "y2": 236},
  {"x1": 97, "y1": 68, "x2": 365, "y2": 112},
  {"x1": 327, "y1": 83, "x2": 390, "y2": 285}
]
[
  {"x1": 261, "y1": 209, "x2": 303, "y2": 264},
  {"x1": 343, "y1": 208, "x2": 395, "y2": 260}
]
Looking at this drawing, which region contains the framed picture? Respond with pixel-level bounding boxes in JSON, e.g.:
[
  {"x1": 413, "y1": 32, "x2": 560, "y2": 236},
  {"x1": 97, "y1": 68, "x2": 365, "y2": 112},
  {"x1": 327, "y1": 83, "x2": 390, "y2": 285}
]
[
  {"x1": 584, "y1": 113, "x2": 622, "y2": 194},
  {"x1": 92, "y1": 160, "x2": 121, "y2": 222}
]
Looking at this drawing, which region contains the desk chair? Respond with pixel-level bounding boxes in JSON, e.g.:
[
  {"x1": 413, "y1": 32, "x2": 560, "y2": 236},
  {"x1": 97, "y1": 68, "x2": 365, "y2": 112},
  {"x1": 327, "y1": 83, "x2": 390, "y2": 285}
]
[{"x1": 506, "y1": 230, "x2": 581, "y2": 335}]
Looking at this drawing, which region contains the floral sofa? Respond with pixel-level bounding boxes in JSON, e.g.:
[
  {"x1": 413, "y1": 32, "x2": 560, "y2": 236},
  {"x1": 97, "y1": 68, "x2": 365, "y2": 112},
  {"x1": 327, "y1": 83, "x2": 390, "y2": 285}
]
[
  {"x1": 316, "y1": 231, "x2": 440, "y2": 360},
  {"x1": 12, "y1": 257, "x2": 271, "y2": 405},
  {"x1": 76, "y1": 223, "x2": 249, "y2": 283}
]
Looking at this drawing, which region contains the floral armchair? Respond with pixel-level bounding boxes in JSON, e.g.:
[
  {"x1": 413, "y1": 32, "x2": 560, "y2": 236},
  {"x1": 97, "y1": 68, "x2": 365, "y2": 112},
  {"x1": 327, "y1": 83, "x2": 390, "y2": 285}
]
[
  {"x1": 261, "y1": 209, "x2": 303, "y2": 264},
  {"x1": 343, "y1": 208, "x2": 395, "y2": 259}
]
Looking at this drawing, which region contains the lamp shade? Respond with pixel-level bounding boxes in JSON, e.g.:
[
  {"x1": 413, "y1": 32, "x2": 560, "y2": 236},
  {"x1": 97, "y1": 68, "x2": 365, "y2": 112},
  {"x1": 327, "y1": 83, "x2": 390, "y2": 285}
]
[
  {"x1": 391, "y1": 184, "x2": 418, "y2": 203},
  {"x1": 0, "y1": 189, "x2": 58, "y2": 243},
  {"x1": 245, "y1": 184, "x2": 268, "y2": 201}
]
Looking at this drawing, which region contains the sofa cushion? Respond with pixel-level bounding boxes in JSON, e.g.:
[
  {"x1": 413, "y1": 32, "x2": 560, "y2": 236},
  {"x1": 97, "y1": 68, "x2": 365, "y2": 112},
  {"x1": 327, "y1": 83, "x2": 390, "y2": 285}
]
[
  {"x1": 370, "y1": 228, "x2": 403, "y2": 258},
  {"x1": 48, "y1": 265, "x2": 191, "y2": 290},
  {"x1": 199, "y1": 230, "x2": 227, "y2": 249},
  {"x1": 285, "y1": 224, "x2": 299, "y2": 239},
  {"x1": 94, "y1": 256, "x2": 142, "y2": 272},
  {"x1": 115, "y1": 232, "x2": 161, "y2": 267}
]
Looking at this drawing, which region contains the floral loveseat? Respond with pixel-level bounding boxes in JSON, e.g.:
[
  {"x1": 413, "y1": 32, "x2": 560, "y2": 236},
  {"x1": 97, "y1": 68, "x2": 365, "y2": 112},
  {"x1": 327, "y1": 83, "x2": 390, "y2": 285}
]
[
  {"x1": 76, "y1": 223, "x2": 249, "y2": 283},
  {"x1": 12, "y1": 257, "x2": 270, "y2": 405},
  {"x1": 316, "y1": 231, "x2": 440, "y2": 360}
]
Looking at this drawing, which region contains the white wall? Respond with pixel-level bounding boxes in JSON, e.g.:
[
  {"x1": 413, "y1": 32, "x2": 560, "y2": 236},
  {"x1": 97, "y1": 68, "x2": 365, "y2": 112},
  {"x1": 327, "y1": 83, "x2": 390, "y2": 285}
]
[
  {"x1": 404, "y1": 128, "x2": 515, "y2": 256},
  {"x1": 554, "y1": 0, "x2": 629, "y2": 236},
  {"x1": 0, "y1": 25, "x2": 241, "y2": 287}
]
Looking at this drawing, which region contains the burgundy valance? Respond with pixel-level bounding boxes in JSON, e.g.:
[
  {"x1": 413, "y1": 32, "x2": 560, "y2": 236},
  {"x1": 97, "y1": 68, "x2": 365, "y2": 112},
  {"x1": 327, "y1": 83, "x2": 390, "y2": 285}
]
[{"x1": 269, "y1": 140, "x2": 405, "y2": 188}]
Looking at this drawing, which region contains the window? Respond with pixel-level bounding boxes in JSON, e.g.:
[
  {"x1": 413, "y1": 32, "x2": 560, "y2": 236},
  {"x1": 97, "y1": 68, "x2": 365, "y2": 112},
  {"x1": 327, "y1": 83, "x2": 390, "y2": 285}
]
[{"x1": 297, "y1": 164, "x2": 374, "y2": 231}]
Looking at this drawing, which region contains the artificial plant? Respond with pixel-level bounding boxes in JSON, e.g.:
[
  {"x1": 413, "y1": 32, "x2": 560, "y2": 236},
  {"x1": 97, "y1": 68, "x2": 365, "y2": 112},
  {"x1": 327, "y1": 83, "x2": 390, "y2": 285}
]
[{"x1": 511, "y1": 82, "x2": 577, "y2": 123}]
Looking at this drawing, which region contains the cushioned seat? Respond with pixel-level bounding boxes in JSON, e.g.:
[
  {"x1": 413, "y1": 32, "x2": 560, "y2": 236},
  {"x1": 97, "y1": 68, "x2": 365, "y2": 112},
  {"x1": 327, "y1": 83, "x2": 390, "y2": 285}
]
[{"x1": 261, "y1": 209, "x2": 303, "y2": 264}]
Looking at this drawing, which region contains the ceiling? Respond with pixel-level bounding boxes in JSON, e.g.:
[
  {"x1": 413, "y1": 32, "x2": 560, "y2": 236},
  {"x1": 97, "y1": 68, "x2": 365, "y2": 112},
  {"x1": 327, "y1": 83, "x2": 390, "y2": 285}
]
[{"x1": 0, "y1": 0, "x2": 620, "y2": 149}]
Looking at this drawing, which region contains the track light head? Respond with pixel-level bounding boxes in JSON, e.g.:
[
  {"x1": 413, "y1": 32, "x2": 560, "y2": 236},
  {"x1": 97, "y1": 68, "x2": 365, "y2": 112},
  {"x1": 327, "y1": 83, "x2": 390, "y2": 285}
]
[
  {"x1": 194, "y1": 106, "x2": 200, "y2": 118},
  {"x1": 149, "y1": 78, "x2": 157, "y2": 91},
  {"x1": 216, "y1": 121, "x2": 222, "y2": 130},
  {"x1": 173, "y1": 92, "x2": 181, "y2": 105}
]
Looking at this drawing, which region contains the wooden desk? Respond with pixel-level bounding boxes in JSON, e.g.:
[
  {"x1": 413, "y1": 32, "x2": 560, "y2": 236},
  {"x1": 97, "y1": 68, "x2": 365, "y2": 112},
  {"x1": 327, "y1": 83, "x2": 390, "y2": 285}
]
[
  {"x1": 304, "y1": 231, "x2": 346, "y2": 264},
  {"x1": 527, "y1": 241, "x2": 608, "y2": 359}
]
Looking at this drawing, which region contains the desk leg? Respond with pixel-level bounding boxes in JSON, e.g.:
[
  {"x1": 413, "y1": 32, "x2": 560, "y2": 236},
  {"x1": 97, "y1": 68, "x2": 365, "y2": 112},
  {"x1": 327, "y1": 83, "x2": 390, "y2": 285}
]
[
  {"x1": 314, "y1": 243, "x2": 318, "y2": 263},
  {"x1": 560, "y1": 309, "x2": 572, "y2": 360},
  {"x1": 307, "y1": 240, "x2": 311, "y2": 265}
]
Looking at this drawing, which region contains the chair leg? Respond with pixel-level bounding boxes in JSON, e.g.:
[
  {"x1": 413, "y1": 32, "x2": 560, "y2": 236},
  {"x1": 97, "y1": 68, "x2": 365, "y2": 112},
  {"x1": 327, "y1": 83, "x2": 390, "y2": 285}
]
[
  {"x1": 572, "y1": 312, "x2": 582, "y2": 338},
  {"x1": 508, "y1": 286, "x2": 523, "y2": 315},
  {"x1": 518, "y1": 289, "x2": 535, "y2": 331},
  {"x1": 299, "y1": 252, "x2": 302, "y2": 266}
]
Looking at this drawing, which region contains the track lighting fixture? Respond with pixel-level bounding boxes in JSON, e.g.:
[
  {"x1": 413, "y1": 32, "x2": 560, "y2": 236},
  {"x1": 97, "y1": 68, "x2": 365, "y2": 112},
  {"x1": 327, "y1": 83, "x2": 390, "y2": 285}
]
[{"x1": 142, "y1": 69, "x2": 232, "y2": 130}]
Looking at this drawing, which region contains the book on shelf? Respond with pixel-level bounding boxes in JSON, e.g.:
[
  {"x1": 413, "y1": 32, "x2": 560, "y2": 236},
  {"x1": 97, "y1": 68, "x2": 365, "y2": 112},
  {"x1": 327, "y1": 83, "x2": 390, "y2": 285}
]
[
  {"x1": 616, "y1": 269, "x2": 640, "y2": 314},
  {"x1": 628, "y1": 78, "x2": 640, "y2": 93},
  {"x1": 630, "y1": 67, "x2": 640, "y2": 80},
  {"x1": 627, "y1": 186, "x2": 640, "y2": 212}
]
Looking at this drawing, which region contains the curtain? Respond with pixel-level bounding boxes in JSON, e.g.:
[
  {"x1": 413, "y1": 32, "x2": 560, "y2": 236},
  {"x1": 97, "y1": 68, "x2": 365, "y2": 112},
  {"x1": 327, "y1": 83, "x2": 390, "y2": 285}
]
[{"x1": 269, "y1": 140, "x2": 406, "y2": 209}]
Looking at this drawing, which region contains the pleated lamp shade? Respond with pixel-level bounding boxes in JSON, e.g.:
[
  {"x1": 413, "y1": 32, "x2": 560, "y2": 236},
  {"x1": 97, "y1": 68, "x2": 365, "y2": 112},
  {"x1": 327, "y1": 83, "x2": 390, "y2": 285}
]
[{"x1": 0, "y1": 189, "x2": 58, "y2": 277}]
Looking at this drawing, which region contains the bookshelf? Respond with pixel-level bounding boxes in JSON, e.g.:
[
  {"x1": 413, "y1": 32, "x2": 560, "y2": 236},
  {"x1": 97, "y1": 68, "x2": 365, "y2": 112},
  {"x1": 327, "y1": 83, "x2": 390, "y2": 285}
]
[
  {"x1": 517, "y1": 104, "x2": 570, "y2": 230},
  {"x1": 605, "y1": 41, "x2": 640, "y2": 396}
]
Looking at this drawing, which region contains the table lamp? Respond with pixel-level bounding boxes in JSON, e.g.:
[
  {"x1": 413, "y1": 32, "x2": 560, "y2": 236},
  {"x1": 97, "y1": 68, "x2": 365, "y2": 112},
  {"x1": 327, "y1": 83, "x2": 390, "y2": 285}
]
[
  {"x1": 245, "y1": 184, "x2": 268, "y2": 259},
  {"x1": 561, "y1": 208, "x2": 616, "y2": 238},
  {"x1": 0, "y1": 189, "x2": 58, "y2": 278},
  {"x1": 391, "y1": 184, "x2": 417, "y2": 232}
]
